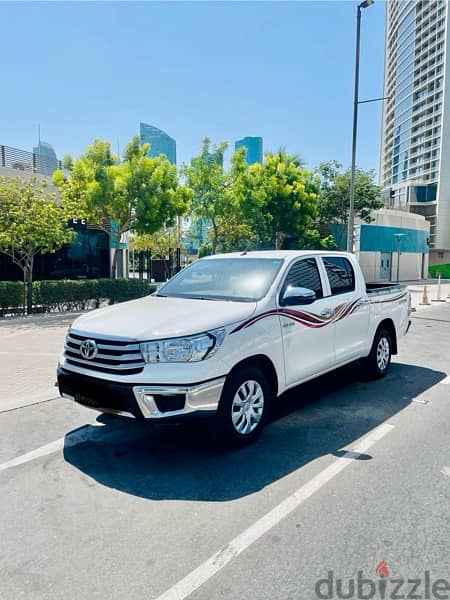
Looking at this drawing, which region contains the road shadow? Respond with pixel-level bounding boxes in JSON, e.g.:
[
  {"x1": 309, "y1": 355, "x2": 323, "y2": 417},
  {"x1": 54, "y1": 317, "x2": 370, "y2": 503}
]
[{"x1": 63, "y1": 362, "x2": 445, "y2": 502}]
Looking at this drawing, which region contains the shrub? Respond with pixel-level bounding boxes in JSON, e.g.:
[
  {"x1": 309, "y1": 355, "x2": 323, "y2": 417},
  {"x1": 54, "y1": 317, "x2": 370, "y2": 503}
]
[
  {"x1": 429, "y1": 264, "x2": 450, "y2": 279},
  {"x1": 0, "y1": 278, "x2": 156, "y2": 316},
  {"x1": 0, "y1": 281, "x2": 24, "y2": 316}
]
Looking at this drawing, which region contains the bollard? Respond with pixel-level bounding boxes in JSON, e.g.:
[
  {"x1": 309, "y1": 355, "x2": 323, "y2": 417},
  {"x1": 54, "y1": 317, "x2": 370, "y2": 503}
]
[
  {"x1": 420, "y1": 285, "x2": 431, "y2": 305},
  {"x1": 432, "y1": 275, "x2": 446, "y2": 302}
]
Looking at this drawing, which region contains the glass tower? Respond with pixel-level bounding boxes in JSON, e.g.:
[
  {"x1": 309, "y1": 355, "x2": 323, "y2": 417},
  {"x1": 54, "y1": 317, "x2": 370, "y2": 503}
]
[
  {"x1": 33, "y1": 141, "x2": 59, "y2": 177},
  {"x1": 139, "y1": 123, "x2": 176, "y2": 164},
  {"x1": 235, "y1": 137, "x2": 263, "y2": 165},
  {"x1": 380, "y1": 0, "x2": 449, "y2": 249}
]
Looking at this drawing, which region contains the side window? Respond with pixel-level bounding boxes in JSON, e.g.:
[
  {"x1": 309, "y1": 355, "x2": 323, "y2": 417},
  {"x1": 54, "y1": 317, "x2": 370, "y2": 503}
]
[
  {"x1": 323, "y1": 257, "x2": 355, "y2": 295},
  {"x1": 282, "y1": 258, "x2": 323, "y2": 299}
]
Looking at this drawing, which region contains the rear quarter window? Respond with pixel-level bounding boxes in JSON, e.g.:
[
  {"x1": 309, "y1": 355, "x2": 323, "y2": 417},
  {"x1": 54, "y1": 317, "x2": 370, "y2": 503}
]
[{"x1": 323, "y1": 257, "x2": 355, "y2": 295}]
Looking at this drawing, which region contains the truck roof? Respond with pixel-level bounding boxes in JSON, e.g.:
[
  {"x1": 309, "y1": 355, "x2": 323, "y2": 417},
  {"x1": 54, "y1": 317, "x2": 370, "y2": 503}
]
[{"x1": 202, "y1": 250, "x2": 352, "y2": 260}]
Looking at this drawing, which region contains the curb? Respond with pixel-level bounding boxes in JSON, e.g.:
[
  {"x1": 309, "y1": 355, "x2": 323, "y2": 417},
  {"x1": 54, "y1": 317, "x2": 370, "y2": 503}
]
[{"x1": 0, "y1": 390, "x2": 60, "y2": 414}]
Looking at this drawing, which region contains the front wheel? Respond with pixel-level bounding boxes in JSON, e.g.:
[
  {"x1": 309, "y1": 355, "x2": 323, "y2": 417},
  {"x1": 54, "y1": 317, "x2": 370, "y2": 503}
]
[
  {"x1": 209, "y1": 366, "x2": 271, "y2": 447},
  {"x1": 364, "y1": 327, "x2": 392, "y2": 379}
]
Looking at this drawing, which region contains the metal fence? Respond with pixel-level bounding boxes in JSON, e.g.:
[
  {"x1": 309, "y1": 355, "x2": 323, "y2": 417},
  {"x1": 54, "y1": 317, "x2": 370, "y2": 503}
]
[{"x1": 0, "y1": 144, "x2": 62, "y2": 177}]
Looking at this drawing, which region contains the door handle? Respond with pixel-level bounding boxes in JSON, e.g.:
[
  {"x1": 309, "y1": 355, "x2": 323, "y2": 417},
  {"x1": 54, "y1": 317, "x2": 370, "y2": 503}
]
[{"x1": 320, "y1": 308, "x2": 333, "y2": 317}]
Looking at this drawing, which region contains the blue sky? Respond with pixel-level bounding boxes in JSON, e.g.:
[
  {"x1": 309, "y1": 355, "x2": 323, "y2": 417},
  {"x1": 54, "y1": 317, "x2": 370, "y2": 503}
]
[{"x1": 0, "y1": 1, "x2": 386, "y2": 173}]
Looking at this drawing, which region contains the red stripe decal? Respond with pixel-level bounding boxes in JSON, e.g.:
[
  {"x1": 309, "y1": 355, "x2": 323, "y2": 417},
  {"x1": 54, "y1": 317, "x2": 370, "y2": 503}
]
[{"x1": 230, "y1": 298, "x2": 363, "y2": 334}]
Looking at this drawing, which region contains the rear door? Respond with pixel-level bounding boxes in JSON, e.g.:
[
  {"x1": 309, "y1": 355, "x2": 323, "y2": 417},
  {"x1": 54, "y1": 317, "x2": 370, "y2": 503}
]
[
  {"x1": 279, "y1": 257, "x2": 336, "y2": 386},
  {"x1": 321, "y1": 255, "x2": 370, "y2": 365}
]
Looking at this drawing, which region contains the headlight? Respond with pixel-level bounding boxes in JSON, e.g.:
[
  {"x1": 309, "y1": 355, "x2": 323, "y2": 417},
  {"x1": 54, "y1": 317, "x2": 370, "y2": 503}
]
[{"x1": 140, "y1": 328, "x2": 226, "y2": 363}]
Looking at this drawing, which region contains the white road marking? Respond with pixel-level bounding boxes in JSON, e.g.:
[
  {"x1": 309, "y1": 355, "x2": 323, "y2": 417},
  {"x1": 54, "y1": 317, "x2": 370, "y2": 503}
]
[
  {"x1": 440, "y1": 376, "x2": 450, "y2": 385},
  {"x1": 155, "y1": 423, "x2": 395, "y2": 600},
  {"x1": 441, "y1": 467, "x2": 450, "y2": 478},
  {"x1": 0, "y1": 426, "x2": 98, "y2": 472}
]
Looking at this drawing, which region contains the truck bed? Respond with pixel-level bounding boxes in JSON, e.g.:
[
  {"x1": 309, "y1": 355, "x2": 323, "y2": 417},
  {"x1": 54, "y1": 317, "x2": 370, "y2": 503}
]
[{"x1": 366, "y1": 282, "x2": 407, "y2": 298}]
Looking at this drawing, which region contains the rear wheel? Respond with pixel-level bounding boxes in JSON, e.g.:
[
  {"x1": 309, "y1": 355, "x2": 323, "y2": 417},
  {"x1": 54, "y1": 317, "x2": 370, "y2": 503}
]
[
  {"x1": 209, "y1": 366, "x2": 271, "y2": 446},
  {"x1": 364, "y1": 327, "x2": 392, "y2": 379}
]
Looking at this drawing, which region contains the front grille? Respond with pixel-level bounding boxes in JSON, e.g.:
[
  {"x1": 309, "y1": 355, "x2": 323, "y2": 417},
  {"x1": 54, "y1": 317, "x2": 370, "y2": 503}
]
[{"x1": 64, "y1": 332, "x2": 145, "y2": 375}]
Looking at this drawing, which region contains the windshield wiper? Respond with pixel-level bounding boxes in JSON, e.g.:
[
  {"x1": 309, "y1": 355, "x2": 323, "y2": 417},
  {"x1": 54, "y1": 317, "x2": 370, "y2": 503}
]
[{"x1": 188, "y1": 296, "x2": 220, "y2": 301}]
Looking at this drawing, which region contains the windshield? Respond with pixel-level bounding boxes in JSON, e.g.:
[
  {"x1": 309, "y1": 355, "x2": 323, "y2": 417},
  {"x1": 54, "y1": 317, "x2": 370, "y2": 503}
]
[{"x1": 157, "y1": 258, "x2": 284, "y2": 302}]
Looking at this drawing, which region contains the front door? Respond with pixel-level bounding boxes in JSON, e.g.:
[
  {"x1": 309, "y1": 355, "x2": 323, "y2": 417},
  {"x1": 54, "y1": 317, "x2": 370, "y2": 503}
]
[
  {"x1": 279, "y1": 257, "x2": 335, "y2": 386},
  {"x1": 380, "y1": 252, "x2": 392, "y2": 281}
]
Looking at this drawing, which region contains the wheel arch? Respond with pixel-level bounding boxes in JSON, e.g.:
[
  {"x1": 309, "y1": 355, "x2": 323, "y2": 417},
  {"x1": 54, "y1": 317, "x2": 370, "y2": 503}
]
[
  {"x1": 228, "y1": 354, "x2": 279, "y2": 398},
  {"x1": 376, "y1": 318, "x2": 398, "y2": 355}
]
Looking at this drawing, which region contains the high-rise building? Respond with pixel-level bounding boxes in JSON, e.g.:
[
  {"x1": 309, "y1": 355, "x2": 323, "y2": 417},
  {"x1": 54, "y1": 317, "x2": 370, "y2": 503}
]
[
  {"x1": 235, "y1": 136, "x2": 263, "y2": 165},
  {"x1": 33, "y1": 140, "x2": 59, "y2": 177},
  {"x1": 139, "y1": 123, "x2": 176, "y2": 164},
  {"x1": 379, "y1": 0, "x2": 448, "y2": 250}
]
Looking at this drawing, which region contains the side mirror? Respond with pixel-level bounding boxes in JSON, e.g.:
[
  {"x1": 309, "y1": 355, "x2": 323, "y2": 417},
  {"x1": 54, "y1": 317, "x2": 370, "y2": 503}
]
[{"x1": 281, "y1": 286, "x2": 316, "y2": 306}]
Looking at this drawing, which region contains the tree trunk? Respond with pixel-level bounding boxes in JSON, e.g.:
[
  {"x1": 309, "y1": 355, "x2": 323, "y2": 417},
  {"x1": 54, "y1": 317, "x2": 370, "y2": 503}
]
[
  {"x1": 211, "y1": 221, "x2": 218, "y2": 255},
  {"x1": 24, "y1": 254, "x2": 34, "y2": 315},
  {"x1": 275, "y1": 232, "x2": 285, "y2": 250},
  {"x1": 110, "y1": 234, "x2": 121, "y2": 279}
]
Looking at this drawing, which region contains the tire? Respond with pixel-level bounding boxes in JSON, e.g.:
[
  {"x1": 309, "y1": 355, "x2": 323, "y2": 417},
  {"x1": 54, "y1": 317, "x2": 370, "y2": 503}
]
[
  {"x1": 364, "y1": 327, "x2": 392, "y2": 380},
  {"x1": 209, "y1": 366, "x2": 272, "y2": 447}
]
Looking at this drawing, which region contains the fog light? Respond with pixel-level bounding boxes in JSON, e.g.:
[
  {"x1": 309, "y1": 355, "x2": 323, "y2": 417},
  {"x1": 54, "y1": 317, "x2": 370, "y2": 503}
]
[{"x1": 133, "y1": 389, "x2": 158, "y2": 418}]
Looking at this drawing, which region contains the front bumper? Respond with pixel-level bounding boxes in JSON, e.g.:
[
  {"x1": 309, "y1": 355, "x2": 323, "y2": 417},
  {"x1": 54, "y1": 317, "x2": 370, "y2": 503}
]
[{"x1": 57, "y1": 367, "x2": 225, "y2": 421}]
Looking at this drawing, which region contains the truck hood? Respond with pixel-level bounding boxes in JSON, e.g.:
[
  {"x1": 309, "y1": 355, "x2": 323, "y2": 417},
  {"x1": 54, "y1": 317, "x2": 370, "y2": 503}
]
[{"x1": 70, "y1": 295, "x2": 258, "y2": 340}]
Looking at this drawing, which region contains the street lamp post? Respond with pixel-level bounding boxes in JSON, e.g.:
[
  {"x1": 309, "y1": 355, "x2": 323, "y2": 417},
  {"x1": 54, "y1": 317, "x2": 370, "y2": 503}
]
[
  {"x1": 347, "y1": 0, "x2": 375, "y2": 253},
  {"x1": 394, "y1": 233, "x2": 405, "y2": 283}
]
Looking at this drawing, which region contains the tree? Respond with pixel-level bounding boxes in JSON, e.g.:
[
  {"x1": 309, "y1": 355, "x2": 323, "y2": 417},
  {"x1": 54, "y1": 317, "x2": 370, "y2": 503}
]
[
  {"x1": 185, "y1": 138, "x2": 268, "y2": 254},
  {"x1": 242, "y1": 150, "x2": 320, "y2": 250},
  {"x1": 184, "y1": 138, "x2": 227, "y2": 255},
  {"x1": 0, "y1": 176, "x2": 77, "y2": 313},
  {"x1": 129, "y1": 227, "x2": 181, "y2": 279},
  {"x1": 316, "y1": 160, "x2": 383, "y2": 249},
  {"x1": 54, "y1": 137, "x2": 192, "y2": 277}
]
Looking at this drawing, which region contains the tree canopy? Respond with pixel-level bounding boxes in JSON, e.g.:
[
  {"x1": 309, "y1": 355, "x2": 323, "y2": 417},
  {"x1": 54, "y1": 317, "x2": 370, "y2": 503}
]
[
  {"x1": 54, "y1": 136, "x2": 192, "y2": 277},
  {"x1": 316, "y1": 160, "x2": 383, "y2": 249},
  {"x1": 0, "y1": 176, "x2": 77, "y2": 313},
  {"x1": 241, "y1": 150, "x2": 320, "y2": 250}
]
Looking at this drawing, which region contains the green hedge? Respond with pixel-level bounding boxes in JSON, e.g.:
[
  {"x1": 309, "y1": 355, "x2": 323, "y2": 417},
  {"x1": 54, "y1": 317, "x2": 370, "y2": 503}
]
[
  {"x1": 429, "y1": 264, "x2": 450, "y2": 279},
  {"x1": 0, "y1": 279, "x2": 157, "y2": 316},
  {"x1": 0, "y1": 281, "x2": 24, "y2": 316}
]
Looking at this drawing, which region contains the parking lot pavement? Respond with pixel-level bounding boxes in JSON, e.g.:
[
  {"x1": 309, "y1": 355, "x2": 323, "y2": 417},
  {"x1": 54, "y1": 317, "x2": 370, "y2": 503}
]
[
  {"x1": 0, "y1": 312, "x2": 81, "y2": 412},
  {"x1": 0, "y1": 303, "x2": 449, "y2": 600}
]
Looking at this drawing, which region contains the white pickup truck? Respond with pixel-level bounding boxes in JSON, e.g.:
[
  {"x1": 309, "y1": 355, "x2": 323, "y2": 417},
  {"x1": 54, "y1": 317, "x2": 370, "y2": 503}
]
[{"x1": 58, "y1": 251, "x2": 411, "y2": 444}]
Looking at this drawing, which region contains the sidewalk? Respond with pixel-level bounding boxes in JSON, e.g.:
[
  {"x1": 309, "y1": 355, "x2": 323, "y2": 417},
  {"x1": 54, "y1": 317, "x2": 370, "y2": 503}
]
[
  {"x1": 406, "y1": 280, "x2": 450, "y2": 311},
  {"x1": 0, "y1": 312, "x2": 82, "y2": 412}
]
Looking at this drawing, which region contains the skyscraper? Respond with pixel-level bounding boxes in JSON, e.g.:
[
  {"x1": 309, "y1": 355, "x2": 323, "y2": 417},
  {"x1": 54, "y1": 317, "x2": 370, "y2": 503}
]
[
  {"x1": 235, "y1": 137, "x2": 263, "y2": 165},
  {"x1": 139, "y1": 123, "x2": 176, "y2": 164},
  {"x1": 380, "y1": 0, "x2": 448, "y2": 251},
  {"x1": 33, "y1": 140, "x2": 59, "y2": 177}
]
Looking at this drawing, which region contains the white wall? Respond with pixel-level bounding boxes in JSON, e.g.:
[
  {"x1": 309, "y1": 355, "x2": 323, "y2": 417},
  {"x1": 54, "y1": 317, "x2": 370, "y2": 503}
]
[
  {"x1": 358, "y1": 251, "x2": 428, "y2": 282},
  {"x1": 356, "y1": 209, "x2": 430, "y2": 282}
]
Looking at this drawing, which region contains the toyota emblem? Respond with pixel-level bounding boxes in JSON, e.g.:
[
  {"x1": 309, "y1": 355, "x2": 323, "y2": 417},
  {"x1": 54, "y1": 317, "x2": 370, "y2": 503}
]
[{"x1": 80, "y1": 339, "x2": 98, "y2": 360}]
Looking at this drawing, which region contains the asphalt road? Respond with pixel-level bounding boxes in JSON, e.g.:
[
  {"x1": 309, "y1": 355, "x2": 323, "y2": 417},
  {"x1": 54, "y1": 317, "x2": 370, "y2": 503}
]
[{"x1": 1, "y1": 304, "x2": 450, "y2": 600}]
